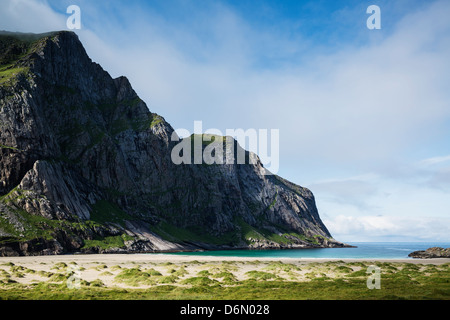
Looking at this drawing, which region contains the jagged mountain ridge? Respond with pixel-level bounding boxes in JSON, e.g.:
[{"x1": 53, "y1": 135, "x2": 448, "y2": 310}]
[{"x1": 0, "y1": 31, "x2": 347, "y2": 256}]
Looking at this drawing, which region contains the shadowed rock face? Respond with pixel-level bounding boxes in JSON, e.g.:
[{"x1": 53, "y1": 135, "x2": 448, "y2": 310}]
[
  {"x1": 408, "y1": 247, "x2": 450, "y2": 259},
  {"x1": 0, "y1": 31, "x2": 347, "y2": 256}
]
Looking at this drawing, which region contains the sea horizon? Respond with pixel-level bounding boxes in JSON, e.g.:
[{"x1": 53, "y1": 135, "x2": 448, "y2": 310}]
[{"x1": 161, "y1": 241, "x2": 450, "y2": 260}]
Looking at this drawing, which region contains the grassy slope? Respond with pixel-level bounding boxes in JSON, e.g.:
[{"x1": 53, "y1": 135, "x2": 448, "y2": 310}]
[
  {"x1": 0, "y1": 32, "x2": 54, "y2": 85},
  {"x1": 0, "y1": 193, "x2": 134, "y2": 250}
]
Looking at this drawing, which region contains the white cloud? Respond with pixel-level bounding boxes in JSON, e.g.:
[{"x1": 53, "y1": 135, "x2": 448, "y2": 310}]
[
  {"x1": 308, "y1": 176, "x2": 380, "y2": 210},
  {"x1": 0, "y1": 0, "x2": 66, "y2": 32},
  {"x1": 426, "y1": 167, "x2": 450, "y2": 191},
  {"x1": 419, "y1": 155, "x2": 450, "y2": 167},
  {"x1": 312, "y1": 162, "x2": 450, "y2": 241},
  {"x1": 2, "y1": 1, "x2": 449, "y2": 163},
  {"x1": 324, "y1": 215, "x2": 450, "y2": 242},
  {"x1": 94, "y1": 0, "x2": 450, "y2": 174}
]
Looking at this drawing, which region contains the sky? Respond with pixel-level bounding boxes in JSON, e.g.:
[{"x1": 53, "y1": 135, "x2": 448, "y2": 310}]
[{"x1": 1, "y1": 0, "x2": 450, "y2": 243}]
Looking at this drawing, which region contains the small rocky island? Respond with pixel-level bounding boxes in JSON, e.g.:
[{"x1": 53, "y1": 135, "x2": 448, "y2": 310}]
[{"x1": 408, "y1": 247, "x2": 450, "y2": 259}]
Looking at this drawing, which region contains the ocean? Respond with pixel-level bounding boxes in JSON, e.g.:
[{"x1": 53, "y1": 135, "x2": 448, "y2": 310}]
[{"x1": 164, "y1": 242, "x2": 450, "y2": 259}]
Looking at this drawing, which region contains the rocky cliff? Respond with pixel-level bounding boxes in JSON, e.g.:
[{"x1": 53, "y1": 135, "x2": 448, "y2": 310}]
[
  {"x1": 408, "y1": 247, "x2": 450, "y2": 259},
  {"x1": 0, "y1": 31, "x2": 347, "y2": 256}
]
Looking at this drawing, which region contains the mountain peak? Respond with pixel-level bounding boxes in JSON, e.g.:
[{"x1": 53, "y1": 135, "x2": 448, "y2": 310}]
[
  {"x1": 0, "y1": 30, "x2": 70, "y2": 42},
  {"x1": 0, "y1": 30, "x2": 86, "y2": 88},
  {"x1": 0, "y1": 30, "x2": 80, "y2": 64}
]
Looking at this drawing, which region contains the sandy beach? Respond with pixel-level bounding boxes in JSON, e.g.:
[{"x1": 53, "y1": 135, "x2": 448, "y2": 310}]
[
  {"x1": 0, "y1": 253, "x2": 448, "y2": 300},
  {"x1": 1, "y1": 253, "x2": 449, "y2": 265},
  {"x1": 0, "y1": 253, "x2": 448, "y2": 289}
]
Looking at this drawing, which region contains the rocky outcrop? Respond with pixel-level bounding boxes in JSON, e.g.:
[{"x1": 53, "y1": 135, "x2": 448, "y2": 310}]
[
  {"x1": 408, "y1": 247, "x2": 450, "y2": 259},
  {"x1": 0, "y1": 31, "x2": 348, "y2": 256}
]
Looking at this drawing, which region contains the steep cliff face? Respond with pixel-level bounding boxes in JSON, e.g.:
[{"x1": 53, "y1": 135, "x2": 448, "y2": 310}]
[{"x1": 0, "y1": 31, "x2": 346, "y2": 256}]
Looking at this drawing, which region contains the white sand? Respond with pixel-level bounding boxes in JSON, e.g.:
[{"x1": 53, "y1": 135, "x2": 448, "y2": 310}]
[{"x1": 1, "y1": 254, "x2": 448, "y2": 289}]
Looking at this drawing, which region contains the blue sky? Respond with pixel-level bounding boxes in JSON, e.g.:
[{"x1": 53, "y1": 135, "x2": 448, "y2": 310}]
[{"x1": 1, "y1": 0, "x2": 450, "y2": 242}]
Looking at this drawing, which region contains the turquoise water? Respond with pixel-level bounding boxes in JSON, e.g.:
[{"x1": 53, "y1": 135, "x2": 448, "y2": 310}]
[{"x1": 163, "y1": 242, "x2": 450, "y2": 259}]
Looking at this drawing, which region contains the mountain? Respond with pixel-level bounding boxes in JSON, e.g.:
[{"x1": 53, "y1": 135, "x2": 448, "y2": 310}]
[{"x1": 0, "y1": 31, "x2": 348, "y2": 256}]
